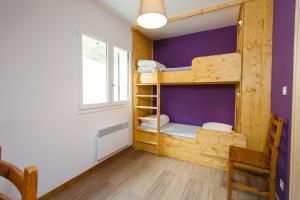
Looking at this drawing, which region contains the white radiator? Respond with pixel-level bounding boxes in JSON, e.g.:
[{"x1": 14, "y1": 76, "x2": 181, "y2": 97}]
[{"x1": 97, "y1": 122, "x2": 130, "y2": 161}]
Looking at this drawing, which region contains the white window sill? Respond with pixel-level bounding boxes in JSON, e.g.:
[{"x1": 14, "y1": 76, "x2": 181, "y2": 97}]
[{"x1": 77, "y1": 103, "x2": 131, "y2": 115}]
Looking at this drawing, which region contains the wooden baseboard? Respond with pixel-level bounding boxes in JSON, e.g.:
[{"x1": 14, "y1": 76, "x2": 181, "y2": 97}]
[{"x1": 38, "y1": 146, "x2": 132, "y2": 200}]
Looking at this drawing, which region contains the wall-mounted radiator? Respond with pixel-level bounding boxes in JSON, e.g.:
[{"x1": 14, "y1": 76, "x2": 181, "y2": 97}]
[{"x1": 97, "y1": 122, "x2": 130, "y2": 161}]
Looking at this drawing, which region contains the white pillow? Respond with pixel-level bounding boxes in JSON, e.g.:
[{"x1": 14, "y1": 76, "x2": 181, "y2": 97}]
[
  {"x1": 138, "y1": 60, "x2": 166, "y2": 68},
  {"x1": 140, "y1": 114, "x2": 169, "y2": 127},
  {"x1": 202, "y1": 122, "x2": 233, "y2": 132}
]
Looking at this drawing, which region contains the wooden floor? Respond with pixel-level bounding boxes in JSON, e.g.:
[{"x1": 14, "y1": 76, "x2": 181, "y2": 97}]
[{"x1": 49, "y1": 149, "x2": 266, "y2": 200}]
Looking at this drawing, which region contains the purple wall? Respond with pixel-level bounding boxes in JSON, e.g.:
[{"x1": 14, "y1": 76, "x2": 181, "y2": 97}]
[
  {"x1": 154, "y1": 26, "x2": 237, "y2": 68},
  {"x1": 272, "y1": 0, "x2": 296, "y2": 199},
  {"x1": 160, "y1": 85, "x2": 236, "y2": 126},
  {"x1": 153, "y1": 26, "x2": 237, "y2": 126}
]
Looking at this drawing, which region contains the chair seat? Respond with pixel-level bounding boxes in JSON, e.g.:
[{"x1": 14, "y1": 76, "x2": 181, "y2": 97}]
[{"x1": 229, "y1": 146, "x2": 270, "y2": 169}]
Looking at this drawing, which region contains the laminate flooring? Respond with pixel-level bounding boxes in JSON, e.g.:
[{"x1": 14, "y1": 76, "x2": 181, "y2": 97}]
[{"x1": 49, "y1": 149, "x2": 267, "y2": 200}]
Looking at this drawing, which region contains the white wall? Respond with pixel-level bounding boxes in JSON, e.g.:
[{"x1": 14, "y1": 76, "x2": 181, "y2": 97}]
[{"x1": 0, "y1": 0, "x2": 132, "y2": 198}]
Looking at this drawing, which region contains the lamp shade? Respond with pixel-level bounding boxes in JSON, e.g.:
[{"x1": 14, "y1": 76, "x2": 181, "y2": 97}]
[{"x1": 137, "y1": 0, "x2": 167, "y2": 29}]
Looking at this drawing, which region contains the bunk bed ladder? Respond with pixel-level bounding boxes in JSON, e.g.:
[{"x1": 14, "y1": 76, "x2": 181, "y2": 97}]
[
  {"x1": 134, "y1": 70, "x2": 161, "y2": 155},
  {"x1": 156, "y1": 71, "x2": 161, "y2": 156},
  {"x1": 133, "y1": 71, "x2": 140, "y2": 151}
]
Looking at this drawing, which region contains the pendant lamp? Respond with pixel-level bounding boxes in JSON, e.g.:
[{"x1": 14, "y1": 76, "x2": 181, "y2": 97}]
[{"x1": 137, "y1": 0, "x2": 167, "y2": 29}]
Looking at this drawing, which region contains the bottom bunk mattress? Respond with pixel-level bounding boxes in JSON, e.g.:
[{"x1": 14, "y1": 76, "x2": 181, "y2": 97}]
[{"x1": 140, "y1": 122, "x2": 199, "y2": 139}]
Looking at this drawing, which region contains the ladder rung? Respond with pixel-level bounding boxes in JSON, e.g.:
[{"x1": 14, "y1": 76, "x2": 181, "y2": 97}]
[
  {"x1": 136, "y1": 139, "x2": 157, "y2": 146},
  {"x1": 232, "y1": 182, "x2": 269, "y2": 197},
  {"x1": 136, "y1": 127, "x2": 157, "y2": 133},
  {"x1": 136, "y1": 106, "x2": 157, "y2": 109},
  {"x1": 135, "y1": 95, "x2": 157, "y2": 98},
  {"x1": 138, "y1": 117, "x2": 157, "y2": 121}
]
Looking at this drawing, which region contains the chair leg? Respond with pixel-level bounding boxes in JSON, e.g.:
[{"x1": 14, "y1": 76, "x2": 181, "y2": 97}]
[
  {"x1": 227, "y1": 161, "x2": 234, "y2": 200},
  {"x1": 262, "y1": 175, "x2": 268, "y2": 192},
  {"x1": 245, "y1": 172, "x2": 252, "y2": 186},
  {"x1": 269, "y1": 177, "x2": 276, "y2": 200}
]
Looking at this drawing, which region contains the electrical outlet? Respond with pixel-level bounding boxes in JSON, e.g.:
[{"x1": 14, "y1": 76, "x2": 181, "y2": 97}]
[
  {"x1": 282, "y1": 86, "x2": 288, "y2": 96},
  {"x1": 280, "y1": 179, "x2": 284, "y2": 191}
]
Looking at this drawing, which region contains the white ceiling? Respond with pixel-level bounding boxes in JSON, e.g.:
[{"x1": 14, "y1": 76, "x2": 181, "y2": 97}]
[{"x1": 93, "y1": 0, "x2": 240, "y2": 40}]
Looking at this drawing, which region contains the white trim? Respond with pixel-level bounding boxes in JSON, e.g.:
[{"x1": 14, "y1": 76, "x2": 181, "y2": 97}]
[
  {"x1": 77, "y1": 103, "x2": 131, "y2": 115},
  {"x1": 290, "y1": 0, "x2": 300, "y2": 199}
]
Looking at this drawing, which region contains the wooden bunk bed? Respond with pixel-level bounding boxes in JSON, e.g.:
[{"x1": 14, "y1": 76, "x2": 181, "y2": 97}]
[
  {"x1": 133, "y1": 52, "x2": 246, "y2": 170},
  {"x1": 132, "y1": 0, "x2": 273, "y2": 171}
]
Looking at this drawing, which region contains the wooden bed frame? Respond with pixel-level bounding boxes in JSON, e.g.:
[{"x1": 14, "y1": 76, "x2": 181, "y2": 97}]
[
  {"x1": 132, "y1": 0, "x2": 273, "y2": 171},
  {"x1": 135, "y1": 129, "x2": 246, "y2": 170},
  {"x1": 138, "y1": 53, "x2": 242, "y2": 84}
]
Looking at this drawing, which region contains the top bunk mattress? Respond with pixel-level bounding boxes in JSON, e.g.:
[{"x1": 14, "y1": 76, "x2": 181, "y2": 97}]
[{"x1": 140, "y1": 122, "x2": 199, "y2": 139}]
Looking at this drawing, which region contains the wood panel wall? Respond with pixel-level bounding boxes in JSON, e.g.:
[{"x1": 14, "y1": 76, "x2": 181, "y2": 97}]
[
  {"x1": 132, "y1": 30, "x2": 153, "y2": 147},
  {"x1": 239, "y1": 0, "x2": 273, "y2": 151}
]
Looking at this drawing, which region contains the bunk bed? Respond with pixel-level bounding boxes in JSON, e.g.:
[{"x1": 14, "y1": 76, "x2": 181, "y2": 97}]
[
  {"x1": 133, "y1": 52, "x2": 247, "y2": 170},
  {"x1": 132, "y1": 0, "x2": 273, "y2": 171}
]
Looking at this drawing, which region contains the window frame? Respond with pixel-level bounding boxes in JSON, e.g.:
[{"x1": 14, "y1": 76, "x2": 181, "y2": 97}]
[
  {"x1": 79, "y1": 33, "x2": 109, "y2": 110},
  {"x1": 77, "y1": 32, "x2": 131, "y2": 112},
  {"x1": 112, "y1": 45, "x2": 131, "y2": 106}
]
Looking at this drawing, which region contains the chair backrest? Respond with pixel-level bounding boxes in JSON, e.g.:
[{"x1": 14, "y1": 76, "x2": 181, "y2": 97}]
[
  {"x1": 264, "y1": 113, "x2": 284, "y2": 171},
  {"x1": 0, "y1": 146, "x2": 38, "y2": 200}
]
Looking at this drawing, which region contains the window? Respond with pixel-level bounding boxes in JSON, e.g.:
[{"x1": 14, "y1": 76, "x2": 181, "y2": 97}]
[
  {"x1": 79, "y1": 33, "x2": 130, "y2": 110},
  {"x1": 113, "y1": 47, "x2": 130, "y2": 102},
  {"x1": 82, "y1": 34, "x2": 107, "y2": 105}
]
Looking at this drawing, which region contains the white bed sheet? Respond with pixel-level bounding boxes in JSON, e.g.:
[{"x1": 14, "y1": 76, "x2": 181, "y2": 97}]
[
  {"x1": 160, "y1": 66, "x2": 192, "y2": 72},
  {"x1": 138, "y1": 66, "x2": 192, "y2": 73},
  {"x1": 140, "y1": 122, "x2": 199, "y2": 139}
]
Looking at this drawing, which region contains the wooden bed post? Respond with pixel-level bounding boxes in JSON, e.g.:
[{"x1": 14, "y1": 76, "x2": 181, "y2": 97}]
[
  {"x1": 239, "y1": 0, "x2": 273, "y2": 151},
  {"x1": 235, "y1": 4, "x2": 244, "y2": 133},
  {"x1": 132, "y1": 30, "x2": 153, "y2": 149}
]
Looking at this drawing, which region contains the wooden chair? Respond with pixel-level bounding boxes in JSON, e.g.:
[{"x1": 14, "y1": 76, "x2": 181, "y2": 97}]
[
  {"x1": 0, "y1": 146, "x2": 38, "y2": 200},
  {"x1": 227, "y1": 113, "x2": 283, "y2": 200}
]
